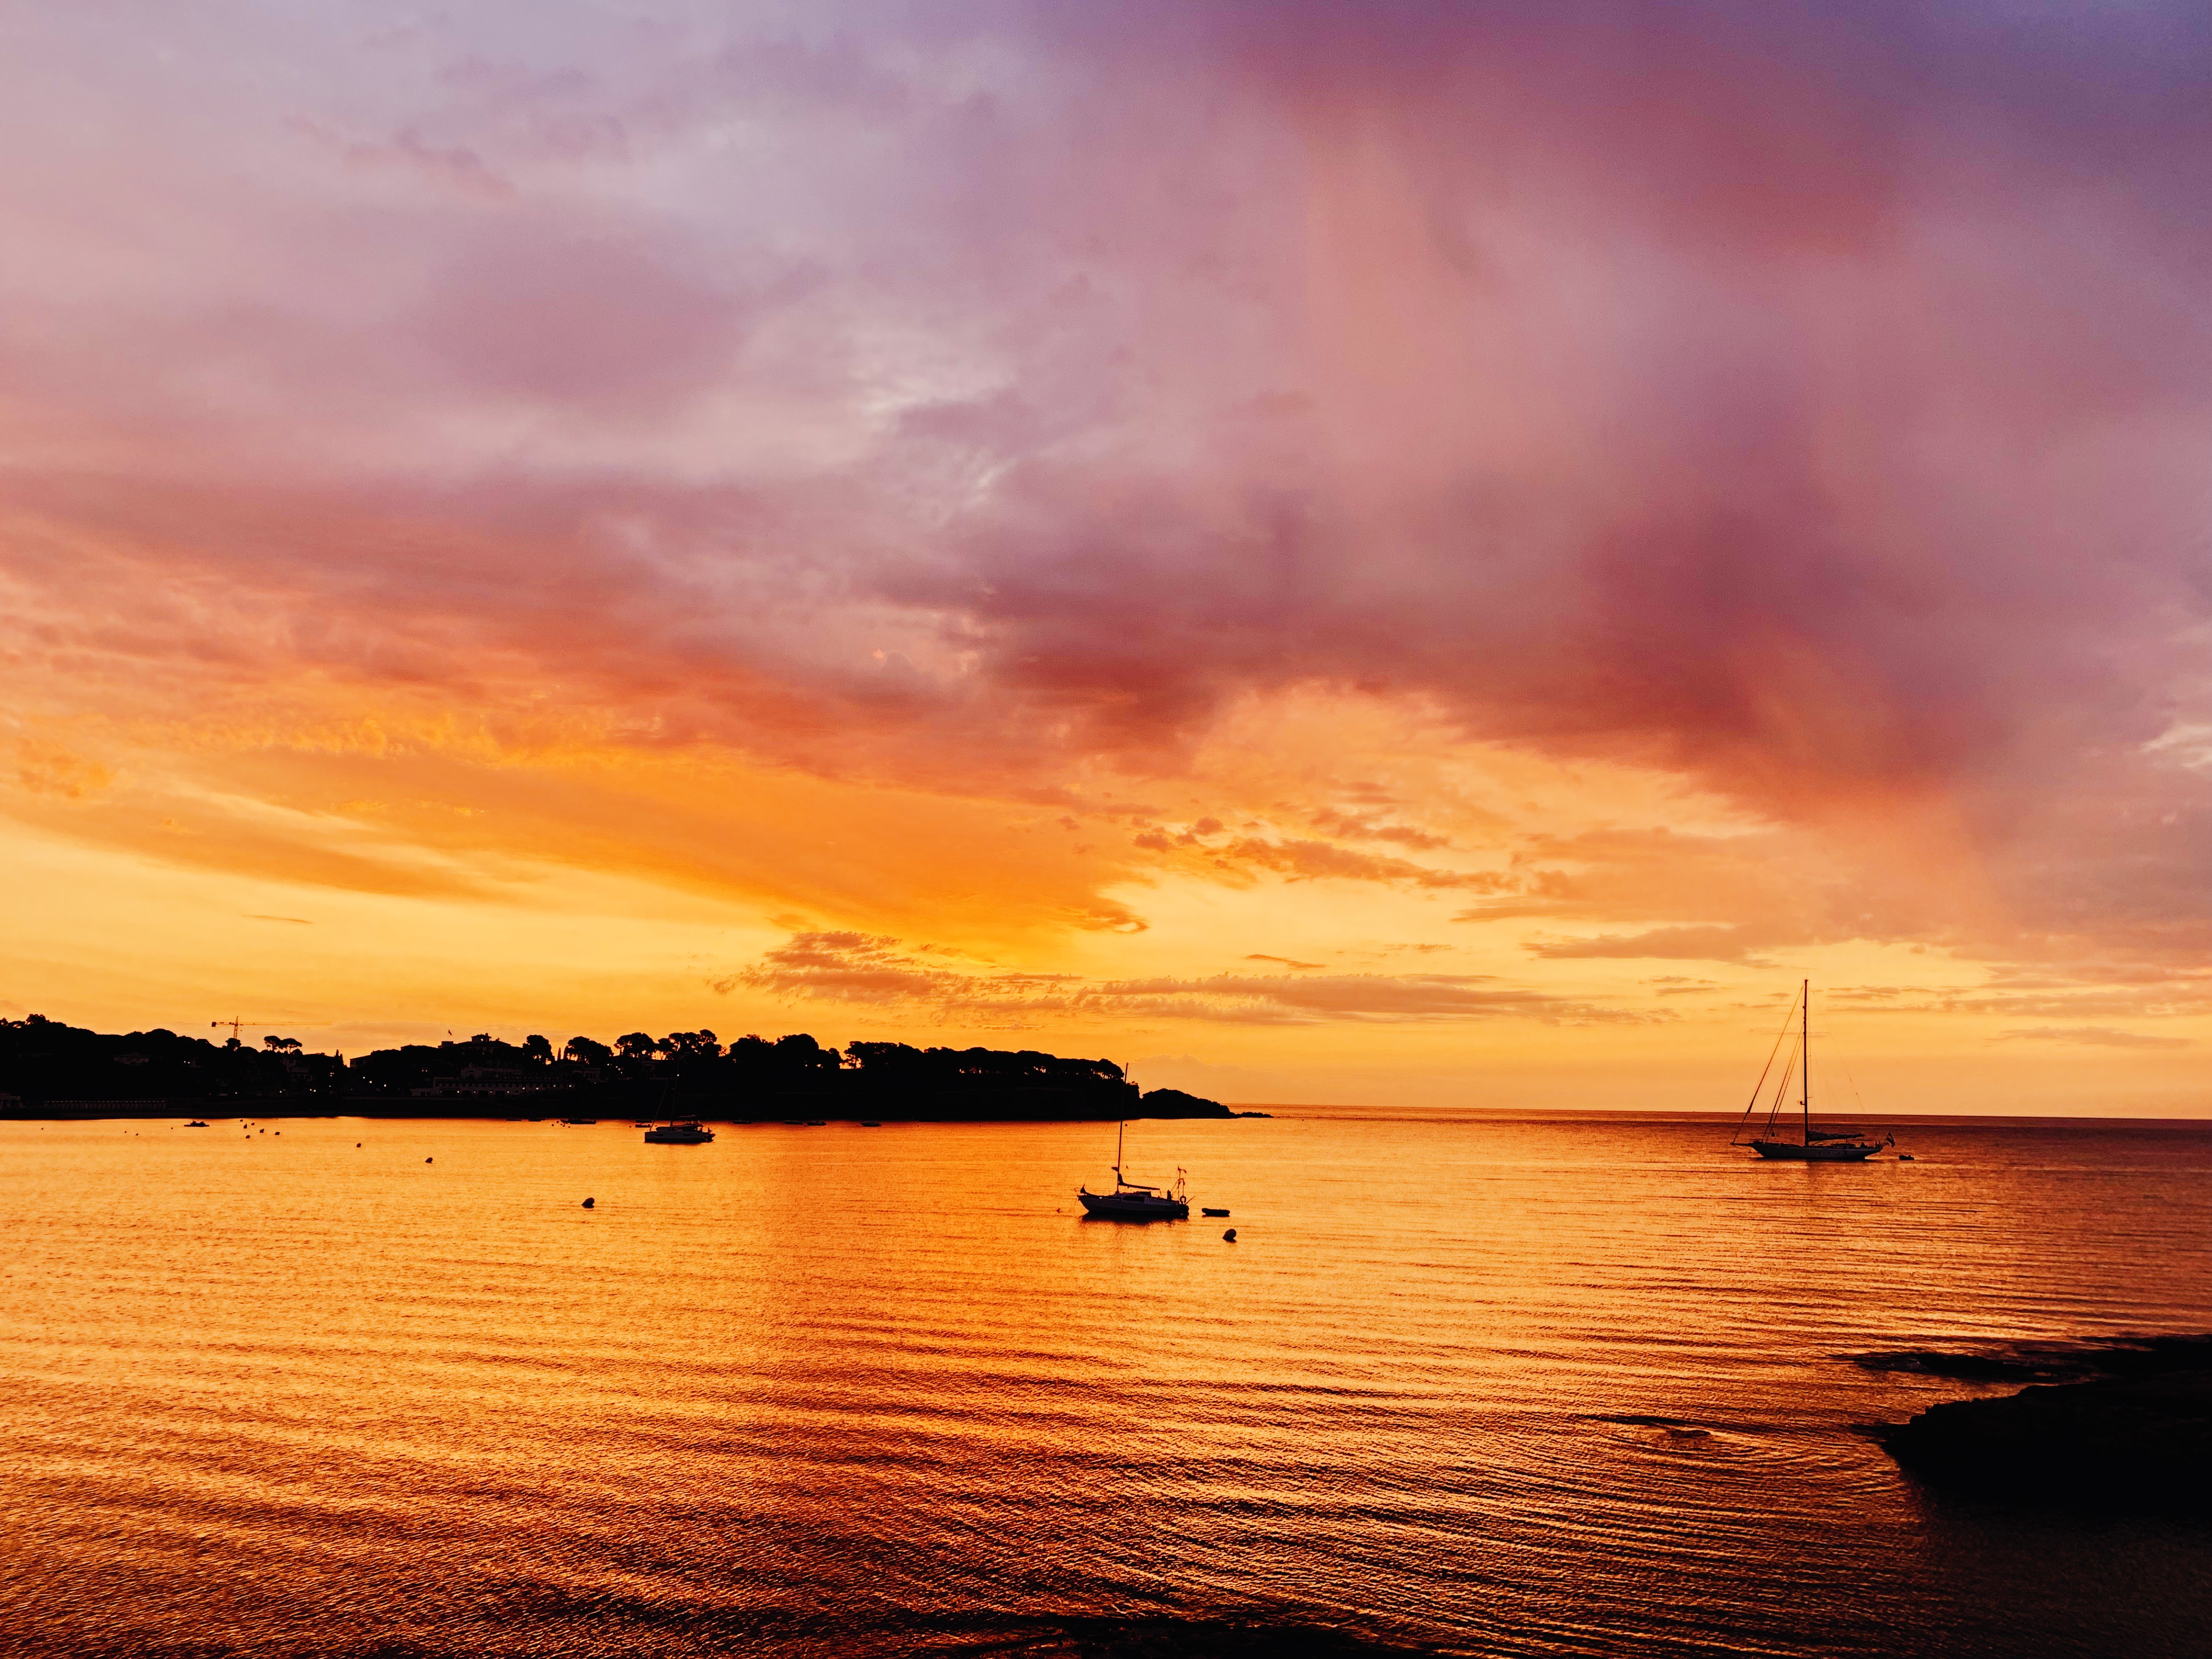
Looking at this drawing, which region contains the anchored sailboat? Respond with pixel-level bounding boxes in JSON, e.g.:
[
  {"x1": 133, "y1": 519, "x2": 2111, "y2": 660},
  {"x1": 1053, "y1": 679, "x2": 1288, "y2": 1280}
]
[
  {"x1": 1076, "y1": 1121, "x2": 1190, "y2": 1219},
  {"x1": 1733, "y1": 980, "x2": 1892, "y2": 1162}
]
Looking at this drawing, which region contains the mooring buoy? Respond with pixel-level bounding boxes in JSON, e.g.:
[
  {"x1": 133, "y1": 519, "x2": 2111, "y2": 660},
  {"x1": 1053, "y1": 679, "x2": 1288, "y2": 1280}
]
[
  {"x1": 1223, "y1": 1228, "x2": 1237, "y2": 1242},
  {"x1": 582, "y1": 1197, "x2": 595, "y2": 1209}
]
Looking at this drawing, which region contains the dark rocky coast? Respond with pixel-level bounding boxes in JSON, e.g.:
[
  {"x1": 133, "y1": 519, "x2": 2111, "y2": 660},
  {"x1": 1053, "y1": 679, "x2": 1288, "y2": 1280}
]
[{"x1": 1869, "y1": 1335, "x2": 2212, "y2": 1512}]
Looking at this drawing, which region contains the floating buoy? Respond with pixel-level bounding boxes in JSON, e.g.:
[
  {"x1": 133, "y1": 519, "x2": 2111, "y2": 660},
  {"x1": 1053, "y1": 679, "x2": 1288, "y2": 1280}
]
[
  {"x1": 582, "y1": 1197, "x2": 595, "y2": 1209},
  {"x1": 425, "y1": 1156, "x2": 433, "y2": 1164},
  {"x1": 1223, "y1": 1228, "x2": 1237, "y2": 1242},
  {"x1": 1202, "y1": 1207, "x2": 1230, "y2": 1217}
]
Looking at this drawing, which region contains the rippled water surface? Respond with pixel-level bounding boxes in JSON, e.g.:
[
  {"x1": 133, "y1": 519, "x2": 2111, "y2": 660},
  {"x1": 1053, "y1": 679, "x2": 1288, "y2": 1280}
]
[{"x1": 2, "y1": 1113, "x2": 2209, "y2": 1658}]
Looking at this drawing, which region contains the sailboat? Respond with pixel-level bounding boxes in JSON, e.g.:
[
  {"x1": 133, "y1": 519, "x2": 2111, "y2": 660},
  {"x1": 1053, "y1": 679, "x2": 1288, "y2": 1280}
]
[
  {"x1": 1733, "y1": 980, "x2": 1893, "y2": 1161},
  {"x1": 1076, "y1": 1121, "x2": 1190, "y2": 1219},
  {"x1": 644, "y1": 1120, "x2": 714, "y2": 1144}
]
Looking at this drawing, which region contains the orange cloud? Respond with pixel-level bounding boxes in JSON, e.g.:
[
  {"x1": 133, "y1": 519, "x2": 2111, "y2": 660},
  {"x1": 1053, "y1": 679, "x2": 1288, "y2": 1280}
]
[{"x1": 724, "y1": 931, "x2": 1653, "y2": 1028}]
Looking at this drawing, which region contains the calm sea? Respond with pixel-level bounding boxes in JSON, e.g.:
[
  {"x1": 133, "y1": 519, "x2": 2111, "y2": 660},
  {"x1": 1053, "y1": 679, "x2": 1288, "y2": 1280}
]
[{"x1": 1, "y1": 1113, "x2": 2207, "y2": 1658}]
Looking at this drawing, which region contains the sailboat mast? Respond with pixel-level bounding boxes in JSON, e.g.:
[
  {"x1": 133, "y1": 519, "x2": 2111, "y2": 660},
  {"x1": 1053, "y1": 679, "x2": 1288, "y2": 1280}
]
[
  {"x1": 1800, "y1": 978, "x2": 1810, "y2": 1143},
  {"x1": 1115, "y1": 1120, "x2": 1124, "y2": 1182}
]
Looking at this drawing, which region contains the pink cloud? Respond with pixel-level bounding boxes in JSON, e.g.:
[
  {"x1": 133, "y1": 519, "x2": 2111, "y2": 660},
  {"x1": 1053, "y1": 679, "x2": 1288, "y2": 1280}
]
[
  {"x1": 2, "y1": 2, "x2": 2207, "y2": 976},
  {"x1": 725, "y1": 932, "x2": 1647, "y2": 1026},
  {"x1": 1997, "y1": 1026, "x2": 2192, "y2": 1050}
]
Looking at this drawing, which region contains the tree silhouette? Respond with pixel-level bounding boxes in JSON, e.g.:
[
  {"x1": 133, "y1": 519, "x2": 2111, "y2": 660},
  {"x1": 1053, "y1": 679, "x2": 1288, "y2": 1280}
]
[
  {"x1": 773, "y1": 1032, "x2": 842, "y2": 1070},
  {"x1": 0, "y1": 1014, "x2": 1214, "y2": 1119}
]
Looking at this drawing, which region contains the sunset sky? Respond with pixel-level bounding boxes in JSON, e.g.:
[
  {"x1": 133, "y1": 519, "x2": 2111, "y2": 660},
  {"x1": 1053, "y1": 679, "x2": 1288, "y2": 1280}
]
[{"x1": 5, "y1": 2, "x2": 2209, "y2": 1113}]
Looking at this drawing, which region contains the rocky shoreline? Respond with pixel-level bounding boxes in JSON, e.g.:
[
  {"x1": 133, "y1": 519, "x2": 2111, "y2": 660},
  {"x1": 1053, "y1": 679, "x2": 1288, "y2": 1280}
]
[{"x1": 1869, "y1": 1335, "x2": 2212, "y2": 1513}]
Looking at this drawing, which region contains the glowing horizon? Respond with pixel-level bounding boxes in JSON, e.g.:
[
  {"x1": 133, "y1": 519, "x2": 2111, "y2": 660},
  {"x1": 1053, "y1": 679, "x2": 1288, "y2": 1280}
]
[{"x1": 5, "y1": 3, "x2": 2209, "y2": 1114}]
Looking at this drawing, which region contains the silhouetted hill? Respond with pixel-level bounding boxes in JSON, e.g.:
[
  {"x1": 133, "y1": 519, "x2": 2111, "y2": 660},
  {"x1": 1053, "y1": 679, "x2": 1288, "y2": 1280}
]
[
  {"x1": 0, "y1": 1014, "x2": 341, "y2": 1108},
  {"x1": 0, "y1": 1017, "x2": 1231, "y2": 1121},
  {"x1": 1138, "y1": 1087, "x2": 1244, "y2": 1119}
]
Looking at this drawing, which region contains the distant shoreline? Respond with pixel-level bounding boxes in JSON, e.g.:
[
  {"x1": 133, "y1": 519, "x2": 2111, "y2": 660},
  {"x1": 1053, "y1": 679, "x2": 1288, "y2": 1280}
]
[
  {"x1": 0, "y1": 1101, "x2": 1267, "y2": 1124},
  {"x1": 0, "y1": 1018, "x2": 1240, "y2": 1125}
]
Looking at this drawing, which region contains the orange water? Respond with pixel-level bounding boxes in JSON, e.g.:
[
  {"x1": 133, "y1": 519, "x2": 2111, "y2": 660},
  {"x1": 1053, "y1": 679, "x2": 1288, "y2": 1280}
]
[{"x1": 2, "y1": 1113, "x2": 2208, "y2": 1657}]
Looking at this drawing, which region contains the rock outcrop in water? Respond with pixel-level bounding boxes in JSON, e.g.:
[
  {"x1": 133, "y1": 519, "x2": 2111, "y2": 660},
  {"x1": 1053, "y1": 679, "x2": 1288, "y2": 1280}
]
[
  {"x1": 1134, "y1": 1087, "x2": 1239, "y2": 1119},
  {"x1": 1872, "y1": 1335, "x2": 2212, "y2": 1512}
]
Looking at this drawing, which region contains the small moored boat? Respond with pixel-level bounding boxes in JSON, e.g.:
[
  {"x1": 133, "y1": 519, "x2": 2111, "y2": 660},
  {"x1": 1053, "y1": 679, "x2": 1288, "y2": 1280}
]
[
  {"x1": 1077, "y1": 1122, "x2": 1190, "y2": 1220},
  {"x1": 644, "y1": 1121, "x2": 714, "y2": 1144}
]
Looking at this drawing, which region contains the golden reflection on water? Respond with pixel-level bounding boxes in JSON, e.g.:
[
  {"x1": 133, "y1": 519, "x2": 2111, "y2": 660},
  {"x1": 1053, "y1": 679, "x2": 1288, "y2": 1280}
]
[{"x1": 2, "y1": 1114, "x2": 2209, "y2": 1657}]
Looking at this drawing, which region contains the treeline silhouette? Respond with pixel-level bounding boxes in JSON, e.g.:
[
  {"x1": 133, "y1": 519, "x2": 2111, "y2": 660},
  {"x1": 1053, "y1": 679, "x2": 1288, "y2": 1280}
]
[
  {"x1": 0, "y1": 1015, "x2": 1232, "y2": 1121},
  {"x1": 0, "y1": 1015, "x2": 345, "y2": 1108}
]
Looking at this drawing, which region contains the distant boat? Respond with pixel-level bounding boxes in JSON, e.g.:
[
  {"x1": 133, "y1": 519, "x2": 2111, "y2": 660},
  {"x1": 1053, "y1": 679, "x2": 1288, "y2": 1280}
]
[
  {"x1": 644, "y1": 1121, "x2": 714, "y2": 1144},
  {"x1": 184, "y1": 1120, "x2": 209, "y2": 1128},
  {"x1": 1077, "y1": 1122, "x2": 1189, "y2": 1220},
  {"x1": 860, "y1": 1121, "x2": 882, "y2": 1128},
  {"x1": 561, "y1": 1118, "x2": 598, "y2": 1126},
  {"x1": 1733, "y1": 980, "x2": 1893, "y2": 1162}
]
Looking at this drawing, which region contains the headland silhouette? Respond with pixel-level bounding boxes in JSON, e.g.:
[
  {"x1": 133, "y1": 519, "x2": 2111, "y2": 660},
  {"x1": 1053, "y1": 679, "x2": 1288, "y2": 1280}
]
[{"x1": 0, "y1": 1016, "x2": 1245, "y2": 1122}]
